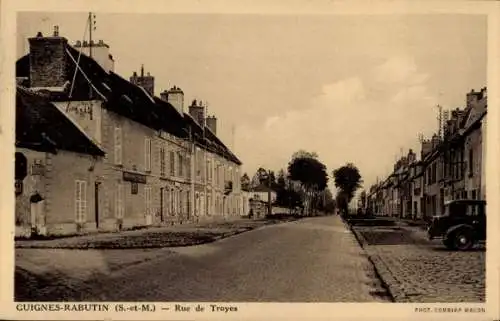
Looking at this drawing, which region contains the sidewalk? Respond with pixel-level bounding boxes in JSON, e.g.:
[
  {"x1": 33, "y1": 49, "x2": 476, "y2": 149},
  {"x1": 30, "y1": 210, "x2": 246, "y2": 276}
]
[
  {"x1": 16, "y1": 216, "x2": 297, "y2": 249},
  {"x1": 348, "y1": 218, "x2": 485, "y2": 302}
]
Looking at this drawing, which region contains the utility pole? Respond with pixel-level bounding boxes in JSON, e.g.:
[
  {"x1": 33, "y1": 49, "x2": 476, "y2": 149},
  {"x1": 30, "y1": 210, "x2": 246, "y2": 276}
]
[
  {"x1": 88, "y1": 12, "x2": 96, "y2": 58},
  {"x1": 267, "y1": 170, "x2": 272, "y2": 216},
  {"x1": 437, "y1": 104, "x2": 443, "y2": 138},
  {"x1": 88, "y1": 12, "x2": 96, "y2": 98}
]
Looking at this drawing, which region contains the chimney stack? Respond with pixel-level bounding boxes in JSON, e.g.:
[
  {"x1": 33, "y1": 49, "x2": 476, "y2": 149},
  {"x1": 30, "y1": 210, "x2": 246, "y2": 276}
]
[
  {"x1": 130, "y1": 65, "x2": 155, "y2": 96},
  {"x1": 188, "y1": 99, "x2": 205, "y2": 126},
  {"x1": 28, "y1": 31, "x2": 68, "y2": 88},
  {"x1": 206, "y1": 115, "x2": 217, "y2": 135},
  {"x1": 161, "y1": 86, "x2": 184, "y2": 115}
]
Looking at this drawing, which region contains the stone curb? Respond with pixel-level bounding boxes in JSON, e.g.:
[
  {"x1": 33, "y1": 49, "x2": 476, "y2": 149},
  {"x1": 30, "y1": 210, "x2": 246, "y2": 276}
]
[
  {"x1": 15, "y1": 218, "x2": 301, "y2": 250},
  {"x1": 345, "y1": 223, "x2": 401, "y2": 303},
  {"x1": 348, "y1": 225, "x2": 420, "y2": 303}
]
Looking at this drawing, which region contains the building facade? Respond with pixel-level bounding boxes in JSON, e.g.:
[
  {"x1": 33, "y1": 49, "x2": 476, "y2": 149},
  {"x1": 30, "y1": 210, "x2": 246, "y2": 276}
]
[
  {"x1": 367, "y1": 88, "x2": 487, "y2": 220},
  {"x1": 15, "y1": 28, "x2": 243, "y2": 236}
]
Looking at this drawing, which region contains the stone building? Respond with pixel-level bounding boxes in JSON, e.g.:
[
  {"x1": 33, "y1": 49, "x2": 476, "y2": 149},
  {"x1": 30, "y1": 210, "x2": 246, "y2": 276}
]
[
  {"x1": 15, "y1": 28, "x2": 243, "y2": 236},
  {"x1": 369, "y1": 87, "x2": 487, "y2": 219},
  {"x1": 15, "y1": 86, "x2": 105, "y2": 237}
]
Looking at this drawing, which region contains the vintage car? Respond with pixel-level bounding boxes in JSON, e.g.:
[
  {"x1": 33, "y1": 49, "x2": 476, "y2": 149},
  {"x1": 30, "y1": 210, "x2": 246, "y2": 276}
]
[{"x1": 427, "y1": 199, "x2": 486, "y2": 250}]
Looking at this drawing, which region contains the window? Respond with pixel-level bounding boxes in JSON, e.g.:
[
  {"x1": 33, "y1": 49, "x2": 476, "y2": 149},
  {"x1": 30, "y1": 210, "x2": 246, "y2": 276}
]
[
  {"x1": 169, "y1": 188, "x2": 175, "y2": 215},
  {"x1": 145, "y1": 186, "x2": 152, "y2": 216},
  {"x1": 75, "y1": 180, "x2": 87, "y2": 223},
  {"x1": 206, "y1": 160, "x2": 211, "y2": 182},
  {"x1": 160, "y1": 146, "x2": 166, "y2": 177},
  {"x1": 145, "y1": 138, "x2": 151, "y2": 172},
  {"x1": 169, "y1": 151, "x2": 175, "y2": 176},
  {"x1": 178, "y1": 153, "x2": 183, "y2": 177},
  {"x1": 468, "y1": 149, "x2": 474, "y2": 176},
  {"x1": 114, "y1": 127, "x2": 122, "y2": 165},
  {"x1": 116, "y1": 183, "x2": 124, "y2": 218}
]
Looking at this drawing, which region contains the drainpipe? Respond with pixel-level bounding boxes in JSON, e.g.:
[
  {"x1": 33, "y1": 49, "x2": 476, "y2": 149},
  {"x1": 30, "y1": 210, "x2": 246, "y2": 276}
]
[{"x1": 190, "y1": 128, "x2": 196, "y2": 222}]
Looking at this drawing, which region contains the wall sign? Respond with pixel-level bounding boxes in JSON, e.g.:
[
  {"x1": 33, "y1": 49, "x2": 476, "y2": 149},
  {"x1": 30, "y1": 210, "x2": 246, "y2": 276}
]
[
  {"x1": 131, "y1": 182, "x2": 138, "y2": 194},
  {"x1": 123, "y1": 171, "x2": 147, "y2": 184},
  {"x1": 31, "y1": 163, "x2": 45, "y2": 176},
  {"x1": 66, "y1": 101, "x2": 94, "y2": 119}
]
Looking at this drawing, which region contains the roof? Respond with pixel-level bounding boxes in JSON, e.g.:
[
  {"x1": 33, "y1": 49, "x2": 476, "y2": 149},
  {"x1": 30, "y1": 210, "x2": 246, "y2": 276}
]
[
  {"x1": 16, "y1": 36, "x2": 242, "y2": 166},
  {"x1": 16, "y1": 86, "x2": 105, "y2": 156}
]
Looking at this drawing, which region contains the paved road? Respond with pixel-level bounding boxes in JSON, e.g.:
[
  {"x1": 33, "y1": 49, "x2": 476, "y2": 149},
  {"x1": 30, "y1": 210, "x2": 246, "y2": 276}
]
[{"x1": 49, "y1": 216, "x2": 390, "y2": 302}]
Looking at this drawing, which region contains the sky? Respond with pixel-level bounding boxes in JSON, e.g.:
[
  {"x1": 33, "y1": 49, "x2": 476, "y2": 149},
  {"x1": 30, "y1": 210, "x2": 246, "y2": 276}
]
[{"x1": 17, "y1": 13, "x2": 487, "y2": 193}]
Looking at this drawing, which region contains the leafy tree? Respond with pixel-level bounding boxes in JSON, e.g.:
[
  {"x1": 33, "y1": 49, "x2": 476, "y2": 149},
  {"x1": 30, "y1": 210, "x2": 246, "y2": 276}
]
[
  {"x1": 288, "y1": 152, "x2": 328, "y2": 215},
  {"x1": 360, "y1": 190, "x2": 367, "y2": 209},
  {"x1": 332, "y1": 163, "x2": 363, "y2": 215},
  {"x1": 241, "y1": 173, "x2": 251, "y2": 191},
  {"x1": 291, "y1": 150, "x2": 318, "y2": 161},
  {"x1": 275, "y1": 170, "x2": 287, "y2": 206}
]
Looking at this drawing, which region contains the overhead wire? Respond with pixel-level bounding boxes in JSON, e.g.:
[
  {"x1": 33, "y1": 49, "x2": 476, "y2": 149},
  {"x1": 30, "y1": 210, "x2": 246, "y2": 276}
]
[{"x1": 66, "y1": 15, "x2": 90, "y2": 112}]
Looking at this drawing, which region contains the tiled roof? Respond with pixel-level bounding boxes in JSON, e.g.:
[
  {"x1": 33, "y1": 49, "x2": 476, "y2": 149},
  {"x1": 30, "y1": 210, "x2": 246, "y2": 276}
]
[
  {"x1": 16, "y1": 39, "x2": 243, "y2": 166},
  {"x1": 16, "y1": 86, "x2": 105, "y2": 156}
]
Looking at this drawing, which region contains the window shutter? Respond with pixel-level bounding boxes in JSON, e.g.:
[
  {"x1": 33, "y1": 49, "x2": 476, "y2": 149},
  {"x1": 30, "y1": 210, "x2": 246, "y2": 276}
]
[
  {"x1": 145, "y1": 138, "x2": 151, "y2": 171},
  {"x1": 114, "y1": 127, "x2": 122, "y2": 165},
  {"x1": 75, "y1": 181, "x2": 81, "y2": 222},
  {"x1": 81, "y1": 181, "x2": 87, "y2": 222},
  {"x1": 116, "y1": 183, "x2": 124, "y2": 218}
]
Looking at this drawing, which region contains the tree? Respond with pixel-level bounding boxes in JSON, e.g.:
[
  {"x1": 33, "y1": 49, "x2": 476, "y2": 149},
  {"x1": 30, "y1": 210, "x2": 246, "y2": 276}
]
[
  {"x1": 251, "y1": 167, "x2": 277, "y2": 189},
  {"x1": 275, "y1": 170, "x2": 287, "y2": 206},
  {"x1": 291, "y1": 150, "x2": 318, "y2": 161},
  {"x1": 288, "y1": 152, "x2": 328, "y2": 215},
  {"x1": 332, "y1": 163, "x2": 363, "y2": 215},
  {"x1": 241, "y1": 173, "x2": 251, "y2": 191},
  {"x1": 360, "y1": 190, "x2": 367, "y2": 210}
]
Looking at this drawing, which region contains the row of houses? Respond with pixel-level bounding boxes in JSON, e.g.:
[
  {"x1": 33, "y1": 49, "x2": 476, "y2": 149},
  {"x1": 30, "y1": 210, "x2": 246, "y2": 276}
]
[
  {"x1": 366, "y1": 87, "x2": 487, "y2": 220},
  {"x1": 14, "y1": 27, "x2": 244, "y2": 237}
]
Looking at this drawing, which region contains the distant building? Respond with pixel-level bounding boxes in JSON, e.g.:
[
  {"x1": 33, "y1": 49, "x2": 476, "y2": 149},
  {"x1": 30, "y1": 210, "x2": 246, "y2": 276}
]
[
  {"x1": 370, "y1": 87, "x2": 487, "y2": 220},
  {"x1": 249, "y1": 184, "x2": 277, "y2": 204}
]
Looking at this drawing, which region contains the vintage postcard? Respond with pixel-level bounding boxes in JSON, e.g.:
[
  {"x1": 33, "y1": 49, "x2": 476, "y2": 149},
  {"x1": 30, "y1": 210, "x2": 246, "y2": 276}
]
[{"x1": 1, "y1": 0, "x2": 499, "y2": 320}]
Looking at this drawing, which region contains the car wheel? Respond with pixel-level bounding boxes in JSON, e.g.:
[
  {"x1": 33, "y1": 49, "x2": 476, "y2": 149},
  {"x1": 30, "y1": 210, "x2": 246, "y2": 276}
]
[{"x1": 453, "y1": 230, "x2": 474, "y2": 251}]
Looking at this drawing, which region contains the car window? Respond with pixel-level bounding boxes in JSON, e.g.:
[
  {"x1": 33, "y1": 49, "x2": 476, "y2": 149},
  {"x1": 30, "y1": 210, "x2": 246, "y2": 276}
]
[{"x1": 466, "y1": 204, "x2": 480, "y2": 216}]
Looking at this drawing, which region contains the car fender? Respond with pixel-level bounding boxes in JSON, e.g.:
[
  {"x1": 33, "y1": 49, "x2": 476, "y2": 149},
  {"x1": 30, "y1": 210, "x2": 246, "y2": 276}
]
[{"x1": 446, "y1": 224, "x2": 475, "y2": 238}]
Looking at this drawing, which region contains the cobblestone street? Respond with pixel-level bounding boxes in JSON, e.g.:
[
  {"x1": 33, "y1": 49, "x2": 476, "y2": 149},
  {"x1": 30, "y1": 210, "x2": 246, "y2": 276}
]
[{"x1": 351, "y1": 223, "x2": 485, "y2": 303}]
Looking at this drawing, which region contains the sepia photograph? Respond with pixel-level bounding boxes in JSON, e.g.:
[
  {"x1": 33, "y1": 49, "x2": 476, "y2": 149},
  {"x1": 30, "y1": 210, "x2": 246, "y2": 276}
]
[{"x1": 2, "y1": 1, "x2": 499, "y2": 320}]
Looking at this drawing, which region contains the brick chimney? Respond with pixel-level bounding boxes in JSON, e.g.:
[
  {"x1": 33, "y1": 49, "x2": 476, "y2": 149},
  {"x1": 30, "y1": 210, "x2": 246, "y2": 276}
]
[
  {"x1": 74, "y1": 38, "x2": 115, "y2": 72},
  {"x1": 206, "y1": 115, "x2": 217, "y2": 135},
  {"x1": 28, "y1": 27, "x2": 69, "y2": 88},
  {"x1": 160, "y1": 86, "x2": 184, "y2": 114},
  {"x1": 420, "y1": 139, "x2": 433, "y2": 159},
  {"x1": 188, "y1": 99, "x2": 205, "y2": 126},
  {"x1": 130, "y1": 65, "x2": 155, "y2": 96}
]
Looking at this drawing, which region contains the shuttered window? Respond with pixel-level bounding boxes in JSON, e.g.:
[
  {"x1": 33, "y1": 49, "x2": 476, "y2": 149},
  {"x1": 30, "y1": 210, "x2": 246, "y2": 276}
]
[
  {"x1": 114, "y1": 127, "x2": 122, "y2": 165},
  {"x1": 160, "y1": 146, "x2": 166, "y2": 177},
  {"x1": 116, "y1": 183, "x2": 124, "y2": 218},
  {"x1": 145, "y1": 137, "x2": 151, "y2": 172},
  {"x1": 75, "y1": 180, "x2": 87, "y2": 223},
  {"x1": 169, "y1": 151, "x2": 175, "y2": 176},
  {"x1": 145, "y1": 186, "x2": 152, "y2": 216}
]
